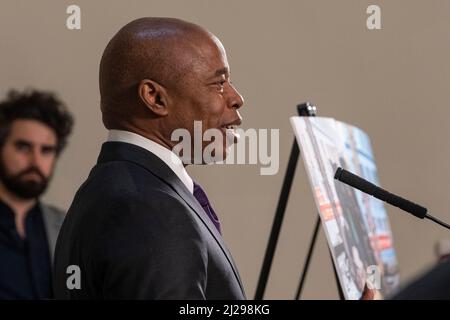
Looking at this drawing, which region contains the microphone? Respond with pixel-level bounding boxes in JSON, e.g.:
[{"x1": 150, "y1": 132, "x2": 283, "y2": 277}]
[{"x1": 334, "y1": 167, "x2": 450, "y2": 230}]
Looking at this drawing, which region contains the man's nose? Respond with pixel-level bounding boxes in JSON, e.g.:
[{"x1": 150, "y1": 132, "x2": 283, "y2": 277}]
[
  {"x1": 30, "y1": 148, "x2": 44, "y2": 168},
  {"x1": 228, "y1": 83, "x2": 244, "y2": 110}
]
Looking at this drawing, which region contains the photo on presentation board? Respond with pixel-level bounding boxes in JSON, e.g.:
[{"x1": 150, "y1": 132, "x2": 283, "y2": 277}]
[{"x1": 290, "y1": 116, "x2": 400, "y2": 300}]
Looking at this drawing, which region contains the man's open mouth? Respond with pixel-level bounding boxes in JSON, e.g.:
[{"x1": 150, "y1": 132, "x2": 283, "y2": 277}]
[{"x1": 222, "y1": 124, "x2": 239, "y2": 130}]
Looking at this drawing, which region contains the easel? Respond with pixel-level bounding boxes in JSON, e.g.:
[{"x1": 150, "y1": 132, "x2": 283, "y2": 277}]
[{"x1": 254, "y1": 103, "x2": 344, "y2": 300}]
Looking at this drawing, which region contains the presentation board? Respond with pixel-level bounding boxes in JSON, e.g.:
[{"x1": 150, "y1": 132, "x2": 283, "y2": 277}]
[{"x1": 290, "y1": 116, "x2": 400, "y2": 299}]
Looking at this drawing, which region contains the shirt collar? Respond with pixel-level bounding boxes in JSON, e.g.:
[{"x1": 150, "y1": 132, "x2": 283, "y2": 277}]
[
  {"x1": 0, "y1": 199, "x2": 41, "y2": 230},
  {"x1": 107, "y1": 130, "x2": 194, "y2": 194}
]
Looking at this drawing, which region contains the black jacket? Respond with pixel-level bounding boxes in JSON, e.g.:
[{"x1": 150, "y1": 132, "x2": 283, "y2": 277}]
[
  {"x1": 53, "y1": 141, "x2": 246, "y2": 299},
  {"x1": 391, "y1": 260, "x2": 450, "y2": 300}
]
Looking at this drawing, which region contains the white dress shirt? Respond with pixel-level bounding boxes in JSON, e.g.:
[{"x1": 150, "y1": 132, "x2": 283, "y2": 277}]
[{"x1": 107, "y1": 130, "x2": 194, "y2": 194}]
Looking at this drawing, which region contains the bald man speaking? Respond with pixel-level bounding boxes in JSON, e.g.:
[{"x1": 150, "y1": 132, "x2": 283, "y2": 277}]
[{"x1": 53, "y1": 17, "x2": 246, "y2": 299}]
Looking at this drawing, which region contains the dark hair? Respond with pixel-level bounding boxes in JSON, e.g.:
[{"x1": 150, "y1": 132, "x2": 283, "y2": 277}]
[{"x1": 0, "y1": 89, "x2": 74, "y2": 153}]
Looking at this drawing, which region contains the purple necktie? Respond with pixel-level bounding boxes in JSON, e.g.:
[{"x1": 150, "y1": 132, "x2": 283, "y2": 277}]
[{"x1": 193, "y1": 181, "x2": 221, "y2": 234}]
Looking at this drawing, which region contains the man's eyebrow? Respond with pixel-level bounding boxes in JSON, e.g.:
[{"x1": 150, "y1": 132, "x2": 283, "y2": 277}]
[
  {"x1": 42, "y1": 144, "x2": 57, "y2": 150},
  {"x1": 14, "y1": 139, "x2": 32, "y2": 146},
  {"x1": 212, "y1": 67, "x2": 229, "y2": 78},
  {"x1": 14, "y1": 139, "x2": 57, "y2": 150}
]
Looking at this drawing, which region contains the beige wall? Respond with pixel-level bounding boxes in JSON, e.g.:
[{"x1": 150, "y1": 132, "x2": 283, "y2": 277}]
[{"x1": 1, "y1": 0, "x2": 449, "y2": 299}]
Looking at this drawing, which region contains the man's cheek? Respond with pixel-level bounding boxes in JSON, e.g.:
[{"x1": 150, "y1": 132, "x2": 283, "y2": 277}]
[
  {"x1": 206, "y1": 99, "x2": 226, "y2": 114},
  {"x1": 44, "y1": 160, "x2": 57, "y2": 178},
  {"x1": 5, "y1": 158, "x2": 22, "y2": 174}
]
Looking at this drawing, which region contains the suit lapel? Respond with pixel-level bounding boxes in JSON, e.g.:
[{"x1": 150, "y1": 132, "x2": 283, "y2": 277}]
[
  {"x1": 97, "y1": 142, "x2": 246, "y2": 296},
  {"x1": 165, "y1": 172, "x2": 246, "y2": 296},
  {"x1": 40, "y1": 204, "x2": 62, "y2": 264}
]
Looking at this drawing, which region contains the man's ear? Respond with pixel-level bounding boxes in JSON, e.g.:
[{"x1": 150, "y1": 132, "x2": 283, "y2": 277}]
[{"x1": 138, "y1": 79, "x2": 169, "y2": 116}]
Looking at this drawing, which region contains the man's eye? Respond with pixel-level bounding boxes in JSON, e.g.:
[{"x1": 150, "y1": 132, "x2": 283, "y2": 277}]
[
  {"x1": 15, "y1": 144, "x2": 31, "y2": 152},
  {"x1": 42, "y1": 147, "x2": 56, "y2": 155},
  {"x1": 217, "y1": 80, "x2": 226, "y2": 90}
]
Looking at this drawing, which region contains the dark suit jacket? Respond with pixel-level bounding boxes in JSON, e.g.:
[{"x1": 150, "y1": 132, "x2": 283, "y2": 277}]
[
  {"x1": 53, "y1": 141, "x2": 246, "y2": 299},
  {"x1": 391, "y1": 260, "x2": 450, "y2": 300}
]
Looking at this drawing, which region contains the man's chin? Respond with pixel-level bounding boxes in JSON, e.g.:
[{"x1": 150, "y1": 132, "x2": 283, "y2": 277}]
[
  {"x1": 206, "y1": 144, "x2": 231, "y2": 164},
  {"x1": 5, "y1": 180, "x2": 48, "y2": 199},
  {"x1": 186, "y1": 147, "x2": 229, "y2": 165}
]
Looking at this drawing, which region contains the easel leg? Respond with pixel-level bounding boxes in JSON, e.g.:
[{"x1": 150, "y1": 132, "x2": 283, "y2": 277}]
[
  {"x1": 254, "y1": 140, "x2": 300, "y2": 300},
  {"x1": 295, "y1": 216, "x2": 321, "y2": 299},
  {"x1": 295, "y1": 216, "x2": 345, "y2": 300}
]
